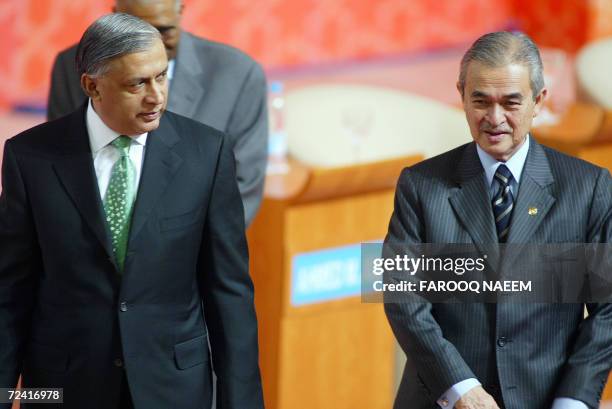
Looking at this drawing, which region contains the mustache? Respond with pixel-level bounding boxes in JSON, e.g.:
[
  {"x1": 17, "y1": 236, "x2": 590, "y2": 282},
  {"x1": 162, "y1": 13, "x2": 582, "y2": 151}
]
[{"x1": 480, "y1": 125, "x2": 512, "y2": 133}]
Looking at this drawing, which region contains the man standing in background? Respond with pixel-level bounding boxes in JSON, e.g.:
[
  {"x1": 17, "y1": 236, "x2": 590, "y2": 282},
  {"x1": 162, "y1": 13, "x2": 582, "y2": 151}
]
[{"x1": 48, "y1": 0, "x2": 268, "y2": 226}]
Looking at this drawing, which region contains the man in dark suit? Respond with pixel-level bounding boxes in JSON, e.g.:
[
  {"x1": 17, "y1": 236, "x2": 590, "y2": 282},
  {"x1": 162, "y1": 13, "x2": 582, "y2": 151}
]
[
  {"x1": 48, "y1": 0, "x2": 268, "y2": 226},
  {"x1": 0, "y1": 13, "x2": 263, "y2": 409},
  {"x1": 384, "y1": 32, "x2": 611, "y2": 409}
]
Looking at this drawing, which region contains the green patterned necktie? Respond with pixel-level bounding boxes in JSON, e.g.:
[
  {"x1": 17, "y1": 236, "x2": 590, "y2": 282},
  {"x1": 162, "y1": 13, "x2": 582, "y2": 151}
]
[{"x1": 103, "y1": 135, "x2": 137, "y2": 272}]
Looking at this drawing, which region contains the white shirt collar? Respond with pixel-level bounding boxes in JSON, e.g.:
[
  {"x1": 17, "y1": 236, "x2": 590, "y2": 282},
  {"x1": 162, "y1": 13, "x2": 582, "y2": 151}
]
[
  {"x1": 476, "y1": 135, "x2": 530, "y2": 187},
  {"x1": 86, "y1": 99, "x2": 148, "y2": 153},
  {"x1": 167, "y1": 59, "x2": 175, "y2": 80}
]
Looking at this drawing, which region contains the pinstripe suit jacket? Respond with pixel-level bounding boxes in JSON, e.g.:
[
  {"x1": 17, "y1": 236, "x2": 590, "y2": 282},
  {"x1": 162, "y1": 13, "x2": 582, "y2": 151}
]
[{"x1": 384, "y1": 137, "x2": 612, "y2": 409}]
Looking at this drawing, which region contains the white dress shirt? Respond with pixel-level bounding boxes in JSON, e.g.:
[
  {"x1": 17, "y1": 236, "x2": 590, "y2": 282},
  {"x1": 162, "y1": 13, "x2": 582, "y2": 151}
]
[
  {"x1": 167, "y1": 59, "x2": 175, "y2": 81},
  {"x1": 437, "y1": 136, "x2": 587, "y2": 409},
  {"x1": 85, "y1": 100, "x2": 147, "y2": 201},
  {"x1": 476, "y1": 135, "x2": 529, "y2": 200}
]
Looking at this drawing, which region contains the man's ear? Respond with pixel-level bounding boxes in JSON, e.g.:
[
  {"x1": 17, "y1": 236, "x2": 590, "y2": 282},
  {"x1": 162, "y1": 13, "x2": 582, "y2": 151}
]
[
  {"x1": 456, "y1": 81, "x2": 464, "y2": 102},
  {"x1": 532, "y1": 87, "x2": 548, "y2": 117},
  {"x1": 81, "y1": 74, "x2": 101, "y2": 100}
]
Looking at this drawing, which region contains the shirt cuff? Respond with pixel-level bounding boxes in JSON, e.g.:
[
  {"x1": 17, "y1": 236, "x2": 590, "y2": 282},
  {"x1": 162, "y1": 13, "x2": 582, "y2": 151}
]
[
  {"x1": 437, "y1": 378, "x2": 481, "y2": 408},
  {"x1": 551, "y1": 397, "x2": 589, "y2": 409}
]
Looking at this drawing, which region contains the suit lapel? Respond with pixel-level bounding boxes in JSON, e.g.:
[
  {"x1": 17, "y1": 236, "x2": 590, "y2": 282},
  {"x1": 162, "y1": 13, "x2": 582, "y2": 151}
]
[
  {"x1": 506, "y1": 137, "x2": 556, "y2": 244},
  {"x1": 128, "y1": 114, "x2": 183, "y2": 247},
  {"x1": 448, "y1": 143, "x2": 501, "y2": 267},
  {"x1": 167, "y1": 31, "x2": 205, "y2": 118},
  {"x1": 52, "y1": 105, "x2": 115, "y2": 265},
  {"x1": 449, "y1": 143, "x2": 499, "y2": 245},
  {"x1": 500, "y1": 138, "x2": 556, "y2": 272}
]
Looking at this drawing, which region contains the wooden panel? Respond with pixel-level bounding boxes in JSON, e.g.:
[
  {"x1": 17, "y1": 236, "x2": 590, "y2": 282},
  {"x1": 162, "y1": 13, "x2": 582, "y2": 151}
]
[
  {"x1": 577, "y1": 145, "x2": 612, "y2": 172},
  {"x1": 532, "y1": 102, "x2": 604, "y2": 145},
  {"x1": 594, "y1": 110, "x2": 612, "y2": 142},
  {"x1": 274, "y1": 189, "x2": 396, "y2": 408},
  {"x1": 532, "y1": 103, "x2": 612, "y2": 171},
  {"x1": 277, "y1": 304, "x2": 394, "y2": 409},
  {"x1": 286, "y1": 190, "x2": 395, "y2": 254},
  {"x1": 249, "y1": 155, "x2": 419, "y2": 409},
  {"x1": 248, "y1": 200, "x2": 289, "y2": 409},
  {"x1": 282, "y1": 190, "x2": 395, "y2": 318},
  {"x1": 605, "y1": 372, "x2": 612, "y2": 400},
  {"x1": 295, "y1": 156, "x2": 416, "y2": 204}
]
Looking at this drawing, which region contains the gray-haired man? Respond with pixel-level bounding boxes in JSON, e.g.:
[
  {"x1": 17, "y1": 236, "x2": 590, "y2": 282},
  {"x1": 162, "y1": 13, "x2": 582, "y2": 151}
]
[
  {"x1": 385, "y1": 32, "x2": 611, "y2": 409},
  {"x1": 48, "y1": 0, "x2": 268, "y2": 227},
  {"x1": 0, "y1": 13, "x2": 264, "y2": 409}
]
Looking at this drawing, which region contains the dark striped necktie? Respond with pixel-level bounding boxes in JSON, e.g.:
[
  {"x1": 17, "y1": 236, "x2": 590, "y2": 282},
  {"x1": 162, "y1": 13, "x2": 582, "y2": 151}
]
[{"x1": 492, "y1": 164, "x2": 514, "y2": 243}]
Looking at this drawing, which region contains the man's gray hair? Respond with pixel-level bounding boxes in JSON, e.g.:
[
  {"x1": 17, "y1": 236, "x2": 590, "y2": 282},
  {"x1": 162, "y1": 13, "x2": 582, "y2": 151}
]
[
  {"x1": 458, "y1": 31, "x2": 545, "y2": 100},
  {"x1": 76, "y1": 13, "x2": 161, "y2": 77}
]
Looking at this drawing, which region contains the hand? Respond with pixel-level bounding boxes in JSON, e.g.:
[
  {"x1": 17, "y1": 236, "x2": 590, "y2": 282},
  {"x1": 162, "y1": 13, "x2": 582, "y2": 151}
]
[{"x1": 455, "y1": 386, "x2": 500, "y2": 409}]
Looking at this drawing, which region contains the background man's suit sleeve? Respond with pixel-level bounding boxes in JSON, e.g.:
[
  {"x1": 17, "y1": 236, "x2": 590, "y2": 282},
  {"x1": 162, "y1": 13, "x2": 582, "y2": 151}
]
[
  {"x1": 0, "y1": 141, "x2": 41, "y2": 398},
  {"x1": 383, "y1": 168, "x2": 477, "y2": 399},
  {"x1": 198, "y1": 136, "x2": 264, "y2": 409},
  {"x1": 555, "y1": 168, "x2": 612, "y2": 408},
  {"x1": 47, "y1": 49, "x2": 81, "y2": 121},
  {"x1": 226, "y1": 62, "x2": 268, "y2": 227}
]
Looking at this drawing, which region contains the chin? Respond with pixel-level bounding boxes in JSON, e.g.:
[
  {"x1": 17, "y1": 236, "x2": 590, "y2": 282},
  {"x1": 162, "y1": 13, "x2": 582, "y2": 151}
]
[{"x1": 139, "y1": 119, "x2": 161, "y2": 134}]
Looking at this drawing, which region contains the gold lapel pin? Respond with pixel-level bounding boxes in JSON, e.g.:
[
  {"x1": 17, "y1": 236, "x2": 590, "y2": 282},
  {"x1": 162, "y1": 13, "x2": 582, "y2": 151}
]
[{"x1": 528, "y1": 207, "x2": 538, "y2": 216}]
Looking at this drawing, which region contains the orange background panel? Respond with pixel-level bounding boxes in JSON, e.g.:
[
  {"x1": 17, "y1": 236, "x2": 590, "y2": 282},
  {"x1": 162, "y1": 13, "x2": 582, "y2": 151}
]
[
  {"x1": 2, "y1": 0, "x2": 514, "y2": 106},
  {"x1": 2, "y1": 1, "x2": 612, "y2": 108},
  {"x1": 512, "y1": 0, "x2": 590, "y2": 52},
  {"x1": 587, "y1": 0, "x2": 612, "y2": 40}
]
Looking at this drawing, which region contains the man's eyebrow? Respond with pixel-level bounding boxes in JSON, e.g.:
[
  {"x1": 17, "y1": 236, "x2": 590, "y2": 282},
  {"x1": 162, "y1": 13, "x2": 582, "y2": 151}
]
[
  {"x1": 125, "y1": 67, "x2": 168, "y2": 84},
  {"x1": 502, "y1": 92, "x2": 524, "y2": 100},
  {"x1": 470, "y1": 91, "x2": 524, "y2": 100},
  {"x1": 470, "y1": 91, "x2": 489, "y2": 98}
]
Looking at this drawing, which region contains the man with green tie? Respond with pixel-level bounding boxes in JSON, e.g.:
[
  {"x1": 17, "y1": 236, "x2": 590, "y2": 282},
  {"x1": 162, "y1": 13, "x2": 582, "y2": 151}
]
[{"x1": 0, "y1": 13, "x2": 264, "y2": 409}]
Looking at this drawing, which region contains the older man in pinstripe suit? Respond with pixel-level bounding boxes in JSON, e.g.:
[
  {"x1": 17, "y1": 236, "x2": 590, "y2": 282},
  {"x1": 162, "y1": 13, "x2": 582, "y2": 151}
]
[{"x1": 384, "y1": 32, "x2": 611, "y2": 409}]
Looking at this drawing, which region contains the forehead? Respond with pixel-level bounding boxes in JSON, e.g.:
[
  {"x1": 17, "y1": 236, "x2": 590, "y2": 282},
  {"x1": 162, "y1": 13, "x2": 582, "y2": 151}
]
[
  {"x1": 116, "y1": 0, "x2": 178, "y2": 24},
  {"x1": 464, "y1": 62, "x2": 531, "y2": 96},
  {"x1": 106, "y1": 38, "x2": 167, "y2": 78}
]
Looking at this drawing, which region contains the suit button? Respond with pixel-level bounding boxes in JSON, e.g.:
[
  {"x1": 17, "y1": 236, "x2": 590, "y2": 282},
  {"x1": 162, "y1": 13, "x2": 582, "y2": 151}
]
[
  {"x1": 497, "y1": 337, "x2": 507, "y2": 347},
  {"x1": 113, "y1": 358, "x2": 123, "y2": 368},
  {"x1": 119, "y1": 302, "x2": 128, "y2": 312}
]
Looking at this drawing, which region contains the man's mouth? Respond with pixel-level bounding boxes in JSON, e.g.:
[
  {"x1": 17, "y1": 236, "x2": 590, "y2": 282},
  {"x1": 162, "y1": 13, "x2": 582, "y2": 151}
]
[
  {"x1": 483, "y1": 130, "x2": 510, "y2": 142},
  {"x1": 484, "y1": 130, "x2": 509, "y2": 136},
  {"x1": 139, "y1": 111, "x2": 161, "y2": 121}
]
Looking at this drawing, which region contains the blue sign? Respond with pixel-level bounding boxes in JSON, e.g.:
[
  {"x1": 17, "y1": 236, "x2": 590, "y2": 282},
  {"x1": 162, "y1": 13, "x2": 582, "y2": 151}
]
[{"x1": 291, "y1": 244, "x2": 362, "y2": 306}]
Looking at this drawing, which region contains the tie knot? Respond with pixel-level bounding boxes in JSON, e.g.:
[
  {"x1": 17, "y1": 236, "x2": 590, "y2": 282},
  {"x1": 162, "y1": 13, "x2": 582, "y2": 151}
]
[
  {"x1": 112, "y1": 135, "x2": 131, "y2": 155},
  {"x1": 494, "y1": 164, "x2": 513, "y2": 186}
]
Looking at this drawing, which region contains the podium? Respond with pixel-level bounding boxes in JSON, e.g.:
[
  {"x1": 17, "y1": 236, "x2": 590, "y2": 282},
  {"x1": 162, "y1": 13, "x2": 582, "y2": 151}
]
[{"x1": 248, "y1": 155, "x2": 421, "y2": 409}]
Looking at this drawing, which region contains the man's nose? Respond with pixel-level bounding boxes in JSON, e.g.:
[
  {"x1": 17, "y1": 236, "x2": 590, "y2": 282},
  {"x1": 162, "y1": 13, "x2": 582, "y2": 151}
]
[
  {"x1": 145, "y1": 81, "x2": 165, "y2": 105},
  {"x1": 485, "y1": 104, "x2": 505, "y2": 126}
]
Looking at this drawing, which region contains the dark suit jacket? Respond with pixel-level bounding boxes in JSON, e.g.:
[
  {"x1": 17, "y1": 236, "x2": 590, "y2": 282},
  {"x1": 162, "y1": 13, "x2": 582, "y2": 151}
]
[
  {"x1": 0, "y1": 106, "x2": 264, "y2": 409},
  {"x1": 384, "y1": 138, "x2": 612, "y2": 409},
  {"x1": 47, "y1": 31, "x2": 268, "y2": 226}
]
